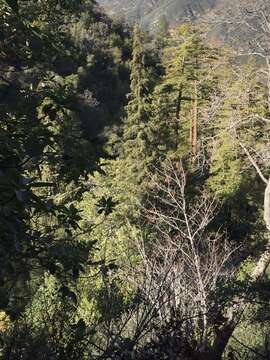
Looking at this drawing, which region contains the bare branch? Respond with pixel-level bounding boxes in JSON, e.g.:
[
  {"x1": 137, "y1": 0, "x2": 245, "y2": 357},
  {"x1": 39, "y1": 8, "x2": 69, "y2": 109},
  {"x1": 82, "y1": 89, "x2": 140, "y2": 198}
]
[{"x1": 239, "y1": 142, "x2": 268, "y2": 184}]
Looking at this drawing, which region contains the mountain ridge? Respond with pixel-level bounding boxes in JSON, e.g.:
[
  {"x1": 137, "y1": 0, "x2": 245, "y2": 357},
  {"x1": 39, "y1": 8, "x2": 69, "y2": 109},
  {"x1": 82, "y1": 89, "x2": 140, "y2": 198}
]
[{"x1": 97, "y1": 0, "x2": 229, "y2": 31}]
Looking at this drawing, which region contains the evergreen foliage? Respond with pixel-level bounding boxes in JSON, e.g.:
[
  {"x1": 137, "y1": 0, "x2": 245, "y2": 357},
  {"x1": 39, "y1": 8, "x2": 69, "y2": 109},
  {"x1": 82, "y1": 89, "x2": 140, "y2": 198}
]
[{"x1": 1, "y1": 1, "x2": 270, "y2": 359}]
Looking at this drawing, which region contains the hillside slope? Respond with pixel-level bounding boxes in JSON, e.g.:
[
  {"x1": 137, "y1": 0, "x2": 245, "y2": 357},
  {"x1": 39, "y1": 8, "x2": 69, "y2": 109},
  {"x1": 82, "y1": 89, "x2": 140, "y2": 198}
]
[{"x1": 97, "y1": 0, "x2": 228, "y2": 30}]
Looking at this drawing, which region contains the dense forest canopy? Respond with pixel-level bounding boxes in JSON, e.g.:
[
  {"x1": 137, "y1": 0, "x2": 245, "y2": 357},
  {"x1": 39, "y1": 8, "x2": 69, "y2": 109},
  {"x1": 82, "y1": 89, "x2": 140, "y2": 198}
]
[{"x1": 1, "y1": 0, "x2": 270, "y2": 359}]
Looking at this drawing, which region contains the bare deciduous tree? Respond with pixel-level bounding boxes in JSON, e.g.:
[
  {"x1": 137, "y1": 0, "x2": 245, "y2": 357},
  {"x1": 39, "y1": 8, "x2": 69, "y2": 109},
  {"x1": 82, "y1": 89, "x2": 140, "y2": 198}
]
[
  {"x1": 127, "y1": 150, "x2": 270, "y2": 359},
  {"x1": 129, "y1": 161, "x2": 236, "y2": 357}
]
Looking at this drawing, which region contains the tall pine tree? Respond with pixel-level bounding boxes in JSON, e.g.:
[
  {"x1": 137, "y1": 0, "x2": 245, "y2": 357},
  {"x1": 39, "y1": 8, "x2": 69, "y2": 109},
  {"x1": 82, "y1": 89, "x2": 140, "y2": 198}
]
[
  {"x1": 151, "y1": 24, "x2": 219, "y2": 163},
  {"x1": 79, "y1": 25, "x2": 153, "y2": 270},
  {"x1": 122, "y1": 24, "x2": 151, "y2": 164}
]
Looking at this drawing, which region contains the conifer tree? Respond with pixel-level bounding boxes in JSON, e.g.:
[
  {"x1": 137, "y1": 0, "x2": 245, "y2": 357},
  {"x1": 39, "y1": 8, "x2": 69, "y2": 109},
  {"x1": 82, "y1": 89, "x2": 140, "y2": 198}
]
[
  {"x1": 102, "y1": 24, "x2": 153, "y2": 206},
  {"x1": 151, "y1": 24, "x2": 219, "y2": 163},
  {"x1": 79, "y1": 25, "x2": 153, "y2": 270},
  {"x1": 123, "y1": 24, "x2": 151, "y2": 162},
  {"x1": 208, "y1": 62, "x2": 267, "y2": 198}
]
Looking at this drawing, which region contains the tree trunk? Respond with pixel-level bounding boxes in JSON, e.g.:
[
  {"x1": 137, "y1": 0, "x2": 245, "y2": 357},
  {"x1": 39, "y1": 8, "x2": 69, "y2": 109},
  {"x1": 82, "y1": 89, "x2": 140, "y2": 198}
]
[
  {"x1": 174, "y1": 56, "x2": 186, "y2": 151},
  {"x1": 267, "y1": 57, "x2": 270, "y2": 113},
  {"x1": 175, "y1": 84, "x2": 183, "y2": 150},
  {"x1": 191, "y1": 80, "x2": 198, "y2": 161}
]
